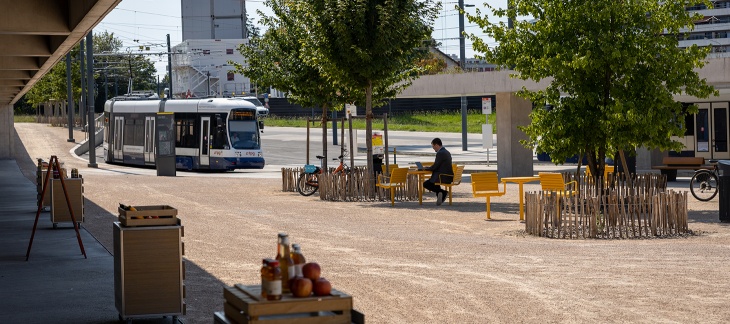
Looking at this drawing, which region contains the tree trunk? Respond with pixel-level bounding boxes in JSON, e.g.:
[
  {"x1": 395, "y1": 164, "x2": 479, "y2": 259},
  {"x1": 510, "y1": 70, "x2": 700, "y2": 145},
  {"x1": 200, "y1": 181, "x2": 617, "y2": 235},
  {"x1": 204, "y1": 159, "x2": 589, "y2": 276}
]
[
  {"x1": 618, "y1": 149, "x2": 633, "y2": 188},
  {"x1": 365, "y1": 83, "x2": 373, "y2": 179}
]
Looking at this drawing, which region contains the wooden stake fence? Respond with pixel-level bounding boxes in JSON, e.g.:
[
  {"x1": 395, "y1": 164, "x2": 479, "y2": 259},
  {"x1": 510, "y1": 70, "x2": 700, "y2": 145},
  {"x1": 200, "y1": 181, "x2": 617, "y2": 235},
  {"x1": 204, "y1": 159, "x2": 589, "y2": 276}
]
[
  {"x1": 525, "y1": 173, "x2": 688, "y2": 239},
  {"x1": 281, "y1": 167, "x2": 420, "y2": 202}
]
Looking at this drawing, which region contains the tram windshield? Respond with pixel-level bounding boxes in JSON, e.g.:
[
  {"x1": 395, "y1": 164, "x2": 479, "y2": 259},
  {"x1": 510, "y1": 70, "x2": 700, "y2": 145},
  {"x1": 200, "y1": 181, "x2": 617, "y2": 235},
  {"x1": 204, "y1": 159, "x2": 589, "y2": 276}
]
[{"x1": 229, "y1": 109, "x2": 260, "y2": 149}]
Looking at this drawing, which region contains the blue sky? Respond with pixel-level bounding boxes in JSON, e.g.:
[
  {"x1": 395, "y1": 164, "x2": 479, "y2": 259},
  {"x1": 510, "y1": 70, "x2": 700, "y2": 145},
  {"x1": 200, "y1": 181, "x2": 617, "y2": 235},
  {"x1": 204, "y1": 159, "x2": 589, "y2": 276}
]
[{"x1": 97, "y1": 0, "x2": 505, "y2": 77}]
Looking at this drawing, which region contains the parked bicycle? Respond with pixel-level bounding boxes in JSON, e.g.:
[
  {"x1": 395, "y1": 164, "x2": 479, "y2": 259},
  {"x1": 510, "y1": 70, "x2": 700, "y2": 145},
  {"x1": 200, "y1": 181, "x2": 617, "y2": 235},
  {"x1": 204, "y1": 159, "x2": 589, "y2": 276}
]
[
  {"x1": 297, "y1": 150, "x2": 350, "y2": 196},
  {"x1": 690, "y1": 159, "x2": 721, "y2": 201}
]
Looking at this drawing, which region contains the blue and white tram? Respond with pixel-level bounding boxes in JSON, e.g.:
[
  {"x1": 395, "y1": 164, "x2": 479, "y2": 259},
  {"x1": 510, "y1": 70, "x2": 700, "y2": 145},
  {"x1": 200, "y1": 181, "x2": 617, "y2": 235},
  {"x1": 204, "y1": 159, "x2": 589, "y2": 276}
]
[{"x1": 103, "y1": 98, "x2": 265, "y2": 170}]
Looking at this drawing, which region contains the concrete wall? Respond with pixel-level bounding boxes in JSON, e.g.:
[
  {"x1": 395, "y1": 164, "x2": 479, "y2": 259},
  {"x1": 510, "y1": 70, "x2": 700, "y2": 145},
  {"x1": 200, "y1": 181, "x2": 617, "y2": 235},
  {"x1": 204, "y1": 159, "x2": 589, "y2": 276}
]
[{"x1": 0, "y1": 105, "x2": 13, "y2": 159}]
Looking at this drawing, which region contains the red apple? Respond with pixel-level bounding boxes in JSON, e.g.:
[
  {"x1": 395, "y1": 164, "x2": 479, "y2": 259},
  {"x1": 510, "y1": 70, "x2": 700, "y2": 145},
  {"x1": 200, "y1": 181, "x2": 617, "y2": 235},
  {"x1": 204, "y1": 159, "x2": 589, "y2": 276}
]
[
  {"x1": 290, "y1": 277, "x2": 312, "y2": 298},
  {"x1": 302, "y1": 262, "x2": 321, "y2": 281},
  {"x1": 313, "y1": 277, "x2": 332, "y2": 296},
  {"x1": 288, "y1": 275, "x2": 302, "y2": 291}
]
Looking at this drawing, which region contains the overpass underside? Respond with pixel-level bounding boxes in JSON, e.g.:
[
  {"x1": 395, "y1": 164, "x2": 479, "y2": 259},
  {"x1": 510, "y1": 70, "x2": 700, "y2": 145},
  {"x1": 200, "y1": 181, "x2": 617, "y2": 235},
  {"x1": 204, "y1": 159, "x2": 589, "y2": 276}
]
[{"x1": 0, "y1": 0, "x2": 120, "y2": 159}]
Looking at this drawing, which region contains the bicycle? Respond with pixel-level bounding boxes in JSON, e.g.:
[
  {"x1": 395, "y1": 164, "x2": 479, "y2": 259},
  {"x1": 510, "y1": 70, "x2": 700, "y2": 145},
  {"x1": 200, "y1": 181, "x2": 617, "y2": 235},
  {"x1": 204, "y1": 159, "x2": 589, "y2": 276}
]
[
  {"x1": 690, "y1": 159, "x2": 721, "y2": 201},
  {"x1": 297, "y1": 150, "x2": 350, "y2": 196}
]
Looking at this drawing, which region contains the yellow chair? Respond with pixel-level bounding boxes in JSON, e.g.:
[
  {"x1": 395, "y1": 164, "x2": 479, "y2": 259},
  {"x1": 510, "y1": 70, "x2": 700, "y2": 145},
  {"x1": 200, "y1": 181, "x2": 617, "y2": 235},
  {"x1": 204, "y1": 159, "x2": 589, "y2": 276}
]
[
  {"x1": 435, "y1": 164, "x2": 465, "y2": 205},
  {"x1": 471, "y1": 172, "x2": 507, "y2": 219},
  {"x1": 585, "y1": 165, "x2": 614, "y2": 181},
  {"x1": 381, "y1": 163, "x2": 398, "y2": 176},
  {"x1": 538, "y1": 172, "x2": 578, "y2": 197},
  {"x1": 376, "y1": 167, "x2": 408, "y2": 206}
]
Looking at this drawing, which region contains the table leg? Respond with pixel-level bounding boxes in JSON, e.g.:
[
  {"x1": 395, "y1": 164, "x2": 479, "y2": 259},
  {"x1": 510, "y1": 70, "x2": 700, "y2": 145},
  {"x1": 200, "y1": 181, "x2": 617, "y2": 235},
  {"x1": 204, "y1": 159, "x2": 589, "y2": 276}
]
[
  {"x1": 418, "y1": 174, "x2": 424, "y2": 205},
  {"x1": 518, "y1": 183, "x2": 525, "y2": 221}
]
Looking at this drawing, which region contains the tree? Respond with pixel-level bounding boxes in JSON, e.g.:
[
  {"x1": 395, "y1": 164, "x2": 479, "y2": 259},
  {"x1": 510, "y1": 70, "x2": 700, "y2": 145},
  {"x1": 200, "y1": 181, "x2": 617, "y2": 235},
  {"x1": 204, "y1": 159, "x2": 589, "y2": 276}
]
[
  {"x1": 25, "y1": 31, "x2": 158, "y2": 112},
  {"x1": 466, "y1": 0, "x2": 717, "y2": 182},
  {"x1": 234, "y1": 0, "x2": 361, "y2": 169},
  {"x1": 304, "y1": 0, "x2": 440, "y2": 174}
]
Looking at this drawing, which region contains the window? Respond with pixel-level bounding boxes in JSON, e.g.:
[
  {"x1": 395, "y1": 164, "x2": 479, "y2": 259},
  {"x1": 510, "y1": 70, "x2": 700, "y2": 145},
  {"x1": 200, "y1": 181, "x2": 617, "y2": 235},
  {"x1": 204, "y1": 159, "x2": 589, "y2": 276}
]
[
  {"x1": 175, "y1": 113, "x2": 197, "y2": 148},
  {"x1": 227, "y1": 72, "x2": 235, "y2": 81},
  {"x1": 226, "y1": 49, "x2": 234, "y2": 55}
]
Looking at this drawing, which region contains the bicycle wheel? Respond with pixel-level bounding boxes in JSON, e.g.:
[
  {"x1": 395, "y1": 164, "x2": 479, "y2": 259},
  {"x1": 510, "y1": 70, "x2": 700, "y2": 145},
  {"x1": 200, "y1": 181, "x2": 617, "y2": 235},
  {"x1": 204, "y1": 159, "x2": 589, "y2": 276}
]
[
  {"x1": 297, "y1": 173, "x2": 319, "y2": 196},
  {"x1": 690, "y1": 170, "x2": 718, "y2": 201}
]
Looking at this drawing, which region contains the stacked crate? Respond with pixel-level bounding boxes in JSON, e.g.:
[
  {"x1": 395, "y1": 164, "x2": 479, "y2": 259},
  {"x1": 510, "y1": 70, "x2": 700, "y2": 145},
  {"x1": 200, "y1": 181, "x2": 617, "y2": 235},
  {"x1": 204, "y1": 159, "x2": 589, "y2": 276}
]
[{"x1": 113, "y1": 205, "x2": 185, "y2": 323}]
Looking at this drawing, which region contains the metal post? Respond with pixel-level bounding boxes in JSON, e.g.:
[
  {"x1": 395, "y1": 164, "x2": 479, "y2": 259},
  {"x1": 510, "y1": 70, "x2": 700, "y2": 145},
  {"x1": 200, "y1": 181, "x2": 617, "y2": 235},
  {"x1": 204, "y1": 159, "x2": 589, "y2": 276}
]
[
  {"x1": 332, "y1": 110, "x2": 338, "y2": 146},
  {"x1": 459, "y1": 0, "x2": 468, "y2": 151},
  {"x1": 86, "y1": 31, "x2": 97, "y2": 168},
  {"x1": 66, "y1": 53, "x2": 75, "y2": 142},
  {"x1": 79, "y1": 39, "x2": 86, "y2": 131},
  {"x1": 167, "y1": 34, "x2": 173, "y2": 98}
]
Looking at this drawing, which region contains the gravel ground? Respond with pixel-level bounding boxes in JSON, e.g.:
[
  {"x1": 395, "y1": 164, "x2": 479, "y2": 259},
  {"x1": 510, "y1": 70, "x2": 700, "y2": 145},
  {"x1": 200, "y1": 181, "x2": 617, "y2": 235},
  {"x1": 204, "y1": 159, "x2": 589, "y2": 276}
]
[{"x1": 13, "y1": 123, "x2": 730, "y2": 324}]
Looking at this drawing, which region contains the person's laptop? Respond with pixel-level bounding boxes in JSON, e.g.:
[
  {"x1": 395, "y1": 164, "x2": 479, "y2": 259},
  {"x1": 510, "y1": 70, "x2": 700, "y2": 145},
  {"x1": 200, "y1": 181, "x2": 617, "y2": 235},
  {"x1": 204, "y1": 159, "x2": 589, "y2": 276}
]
[{"x1": 415, "y1": 162, "x2": 424, "y2": 171}]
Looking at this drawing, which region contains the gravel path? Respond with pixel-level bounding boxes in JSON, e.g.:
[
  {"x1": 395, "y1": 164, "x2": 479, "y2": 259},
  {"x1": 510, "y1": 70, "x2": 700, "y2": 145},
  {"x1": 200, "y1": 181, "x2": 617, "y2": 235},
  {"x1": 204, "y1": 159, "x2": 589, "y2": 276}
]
[{"x1": 14, "y1": 123, "x2": 730, "y2": 323}]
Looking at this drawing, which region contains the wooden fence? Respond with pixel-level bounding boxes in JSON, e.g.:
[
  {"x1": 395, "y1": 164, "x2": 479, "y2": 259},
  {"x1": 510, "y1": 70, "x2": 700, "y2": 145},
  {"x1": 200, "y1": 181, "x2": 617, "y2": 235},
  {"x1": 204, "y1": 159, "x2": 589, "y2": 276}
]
[
  {"x1": 281, "y1": 167, "x2": 420, "y2": 202},
  {"x1": 525, "y1": 173, "x2": 688, "y2": 239}
]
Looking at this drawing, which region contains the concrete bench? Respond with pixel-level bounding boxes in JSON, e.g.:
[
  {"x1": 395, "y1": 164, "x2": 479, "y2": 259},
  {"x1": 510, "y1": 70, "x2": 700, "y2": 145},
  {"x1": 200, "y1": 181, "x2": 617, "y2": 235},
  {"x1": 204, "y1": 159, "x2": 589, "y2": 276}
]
[{"x1": 651, "y1": 156, "x2": 713, "y2": 181}]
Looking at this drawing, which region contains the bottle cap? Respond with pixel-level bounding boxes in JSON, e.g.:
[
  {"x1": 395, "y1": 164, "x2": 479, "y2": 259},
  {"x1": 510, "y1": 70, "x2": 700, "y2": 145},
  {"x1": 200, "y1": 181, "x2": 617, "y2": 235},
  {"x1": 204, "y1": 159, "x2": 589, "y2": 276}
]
[
  {"x1": 269, "y1": 260, "x2": 280, "y2": 266},
  {"x1": 292, "y1": 243, "x2": 300, "y2": 249},
  {"x1": 262, "y1": 258, "x2": 268, "y2": 264},
  {"x1": 278, "y1": 232, "x2": 288, "y2": 238}
]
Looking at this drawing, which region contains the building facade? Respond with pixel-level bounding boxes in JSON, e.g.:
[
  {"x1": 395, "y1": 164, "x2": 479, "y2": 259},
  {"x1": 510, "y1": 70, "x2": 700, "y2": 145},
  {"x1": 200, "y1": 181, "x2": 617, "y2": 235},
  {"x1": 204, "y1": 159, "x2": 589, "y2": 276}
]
[{"x1": 181, "y1": 0, "x2": 247, "y2": 40}]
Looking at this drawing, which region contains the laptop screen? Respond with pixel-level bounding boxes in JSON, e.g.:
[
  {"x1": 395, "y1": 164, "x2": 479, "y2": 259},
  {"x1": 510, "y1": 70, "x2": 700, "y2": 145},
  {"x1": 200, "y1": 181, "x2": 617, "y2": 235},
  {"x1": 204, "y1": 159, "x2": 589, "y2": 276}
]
[{"x1": 415, "y1": 162, "x2": 423, "y2": 171}]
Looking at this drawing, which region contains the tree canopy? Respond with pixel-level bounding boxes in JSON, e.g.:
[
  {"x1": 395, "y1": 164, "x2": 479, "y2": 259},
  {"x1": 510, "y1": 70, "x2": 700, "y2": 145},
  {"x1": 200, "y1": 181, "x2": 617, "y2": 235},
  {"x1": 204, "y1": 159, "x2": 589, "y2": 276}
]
[
  {"x1": 466, "y1": 0, "x2": 717, "y2": 177},
  {"x1": 24, "y1": 31, "x2": 158, "y2": 111},
  {"x1": 237, "y1": 0, "x2": 439, "y2": 172}
]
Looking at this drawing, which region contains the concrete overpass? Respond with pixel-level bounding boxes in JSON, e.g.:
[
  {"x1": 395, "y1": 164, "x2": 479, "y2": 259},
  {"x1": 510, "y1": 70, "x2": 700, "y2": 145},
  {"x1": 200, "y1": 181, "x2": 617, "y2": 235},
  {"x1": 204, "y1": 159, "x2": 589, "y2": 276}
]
[{"x1": 0, "y1": 0, "x2": 121, "y2": 159}]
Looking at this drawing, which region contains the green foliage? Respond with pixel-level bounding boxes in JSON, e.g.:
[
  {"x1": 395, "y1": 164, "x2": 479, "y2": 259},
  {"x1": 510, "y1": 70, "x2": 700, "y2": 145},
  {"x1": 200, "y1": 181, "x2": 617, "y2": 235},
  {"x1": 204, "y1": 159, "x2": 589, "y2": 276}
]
[
  {"x1": 23, "y1": 31, "x2": 158, "y2": 110},
  {"x1": 466, "y1": 0, "x2": 717, "y2": 175},
  {"x1": 234, "y1": 0, "x2": 359, "y2": 112},
  {"x1": 238, "y1": 0, "x2": 439, "y2": 173}
]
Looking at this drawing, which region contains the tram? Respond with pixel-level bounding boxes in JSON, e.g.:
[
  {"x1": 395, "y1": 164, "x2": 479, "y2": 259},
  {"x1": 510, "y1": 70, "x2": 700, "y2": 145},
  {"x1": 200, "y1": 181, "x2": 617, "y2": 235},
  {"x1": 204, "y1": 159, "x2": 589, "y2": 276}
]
[{"x1": 103, "y1": 97, "x2": 265, "y2": 170}]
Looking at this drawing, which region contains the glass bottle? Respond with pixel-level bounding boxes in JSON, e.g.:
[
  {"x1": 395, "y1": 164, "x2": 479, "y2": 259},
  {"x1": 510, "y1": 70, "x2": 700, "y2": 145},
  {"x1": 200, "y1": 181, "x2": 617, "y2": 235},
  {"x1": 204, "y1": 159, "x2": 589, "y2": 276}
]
[
  {"x1": 291, "y1": 243, "x2": 306, "y2": 278},
  {"x1": 260, "y1": 258, "x2": 270, "y2": 299},
  {"x1": 265, "y1": 260, "x2": 282, "y2": 300},
  {"x1": 276, "y1": 233, "x2": 295, "y2": 293}
]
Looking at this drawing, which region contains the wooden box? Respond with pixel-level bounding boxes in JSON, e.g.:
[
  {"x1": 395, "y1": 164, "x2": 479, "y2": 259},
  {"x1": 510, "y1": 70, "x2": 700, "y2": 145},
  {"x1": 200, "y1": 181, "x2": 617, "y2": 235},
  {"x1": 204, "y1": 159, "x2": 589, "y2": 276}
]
[
  {"x1": 221, "y1": 284, "x2": 364, "y2": 324},
  {"x1": 118, "y1": 205, "x2": 178, "y2": 227},
  {"x1": 113, "y1": 222, "x2": 185, "y2": 321},
  {"x1": 50, "y1": 178, "x2": 84, "y2": 225},
  {"x1": 37, "y1": 168, "x2": 68, "y2": 208}
]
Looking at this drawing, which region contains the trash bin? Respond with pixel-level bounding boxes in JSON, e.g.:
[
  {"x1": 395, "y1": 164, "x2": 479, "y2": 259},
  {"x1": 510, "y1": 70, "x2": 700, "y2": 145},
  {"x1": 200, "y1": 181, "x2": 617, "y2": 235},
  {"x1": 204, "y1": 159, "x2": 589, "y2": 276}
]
[
  {"x1": 372, "y1": 154, "x2": 383, "y2": 176},
  {"x1": 718, "y1": 160, "x2": 730, "y2": 223}
]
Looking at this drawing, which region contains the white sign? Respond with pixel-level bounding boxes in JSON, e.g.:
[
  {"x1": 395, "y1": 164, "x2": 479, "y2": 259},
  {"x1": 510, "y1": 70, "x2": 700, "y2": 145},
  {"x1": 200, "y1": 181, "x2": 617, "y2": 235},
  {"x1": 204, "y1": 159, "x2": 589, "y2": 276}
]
[
  {"x1": 345, "y1": 104, "x2": 357, "y2": 118},
  {"x1": 482, "y1": 124, "x2": 493, "y2": 149},
  {"x1": 482, "y1": 98, "x2": 492, "y2": 115}
]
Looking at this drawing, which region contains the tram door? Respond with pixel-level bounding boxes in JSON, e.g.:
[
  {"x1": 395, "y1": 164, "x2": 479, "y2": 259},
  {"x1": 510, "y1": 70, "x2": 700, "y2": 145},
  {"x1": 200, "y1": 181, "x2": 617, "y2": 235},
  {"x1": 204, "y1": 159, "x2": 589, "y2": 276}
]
[
  {"x1": 113, "y1": 116, "x2": 124, "y2": 160},
  {"x1": 144, "y1": 116, "x2": 156, "y2": 163},
  {"x1": 696, "y1": 102, "x2": 730, "y2": 160},
  {"x1": 200, "y1": 117, "x2": 210, "y2": 166}
]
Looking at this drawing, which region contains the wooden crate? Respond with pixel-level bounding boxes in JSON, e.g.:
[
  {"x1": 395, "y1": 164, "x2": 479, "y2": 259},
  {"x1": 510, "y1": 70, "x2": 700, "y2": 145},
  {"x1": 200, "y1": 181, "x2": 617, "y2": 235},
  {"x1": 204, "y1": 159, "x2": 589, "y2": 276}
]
[
  {"x1": 50, "y1": 178, "x2": 84, "y2": 225},
  {"x1": 222, "y1": 284, "x2": 363, "y2": 324},
  {"x1": 113, "y1": 222, "x2": 185, "y2": 320},
  {"x1": 118, "y1": 205, "x2": 178, "y2": 227}
]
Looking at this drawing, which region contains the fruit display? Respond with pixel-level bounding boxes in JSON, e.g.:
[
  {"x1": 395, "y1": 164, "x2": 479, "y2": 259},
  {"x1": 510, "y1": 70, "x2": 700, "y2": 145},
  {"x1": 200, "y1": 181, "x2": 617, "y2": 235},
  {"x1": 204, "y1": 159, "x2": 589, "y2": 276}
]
[{"x1": 260, "y1": 234, "x2": 333, "y2": 299}]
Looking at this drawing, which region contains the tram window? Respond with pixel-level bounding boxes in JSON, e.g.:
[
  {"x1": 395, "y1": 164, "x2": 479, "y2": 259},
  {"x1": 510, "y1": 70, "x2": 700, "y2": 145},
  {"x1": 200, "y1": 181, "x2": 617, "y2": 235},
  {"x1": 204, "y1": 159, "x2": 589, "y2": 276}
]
[{"x1": 175, "y1": 114, "x2": 197, "y2": 148}]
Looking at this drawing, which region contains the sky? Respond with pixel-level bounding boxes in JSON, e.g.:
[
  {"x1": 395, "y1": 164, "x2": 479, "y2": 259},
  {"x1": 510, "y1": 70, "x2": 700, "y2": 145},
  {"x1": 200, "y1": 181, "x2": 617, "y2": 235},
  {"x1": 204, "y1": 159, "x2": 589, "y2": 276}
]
[{"x1": 96, "y1": 0, "x2": 507, "y2": 78}]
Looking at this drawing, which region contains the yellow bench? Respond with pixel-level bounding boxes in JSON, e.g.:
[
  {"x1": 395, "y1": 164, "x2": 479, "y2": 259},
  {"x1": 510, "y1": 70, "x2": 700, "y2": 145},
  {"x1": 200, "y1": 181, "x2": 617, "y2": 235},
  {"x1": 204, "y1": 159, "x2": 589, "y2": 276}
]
[
  {"x1": 471, "y1": 172, "x2": 506, "y2": 220},
  {"x1": 376, "y1": 167, "x2": 408, "y2": 206},
  {"x1": 434, "y1": 164, "x2": 465, "y2": 206},
  {"x1": 538, "y1": 172, "x2": 578, "y2": 197}
]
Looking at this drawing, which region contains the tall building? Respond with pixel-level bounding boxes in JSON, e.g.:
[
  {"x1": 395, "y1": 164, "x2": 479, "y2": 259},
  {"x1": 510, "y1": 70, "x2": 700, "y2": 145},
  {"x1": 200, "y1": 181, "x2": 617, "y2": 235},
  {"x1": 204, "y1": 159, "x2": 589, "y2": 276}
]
[
  {"x1": 679, "y1": 2, "x2": 730, "y2": 56},
  {"x1": 181, "y1": 0, "x2": 247, "y2": 41}
]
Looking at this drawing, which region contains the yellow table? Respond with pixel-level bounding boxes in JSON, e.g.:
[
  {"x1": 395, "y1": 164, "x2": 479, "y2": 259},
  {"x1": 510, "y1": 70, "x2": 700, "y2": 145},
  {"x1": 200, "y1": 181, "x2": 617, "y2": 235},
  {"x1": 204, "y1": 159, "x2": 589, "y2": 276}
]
[
  {"x1": 501, "y1": 176, "x2": 540, "y2": 220},
  {"x1": 408, "y1": 170, "x2": 431, "y2": 205}
]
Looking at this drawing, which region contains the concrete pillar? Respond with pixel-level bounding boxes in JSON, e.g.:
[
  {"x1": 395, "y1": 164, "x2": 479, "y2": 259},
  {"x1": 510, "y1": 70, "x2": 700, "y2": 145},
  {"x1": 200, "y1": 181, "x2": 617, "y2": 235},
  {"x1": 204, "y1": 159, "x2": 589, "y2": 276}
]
[
  {"x1": 0, "y1": 104, "x2": 14, "y2": 159},
  {"x1": 496, "y1": 92, "x2": 534, "y2": 177},
  {"x1": 636, "y1": 146, "x2": 664, "y2": 173}
]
